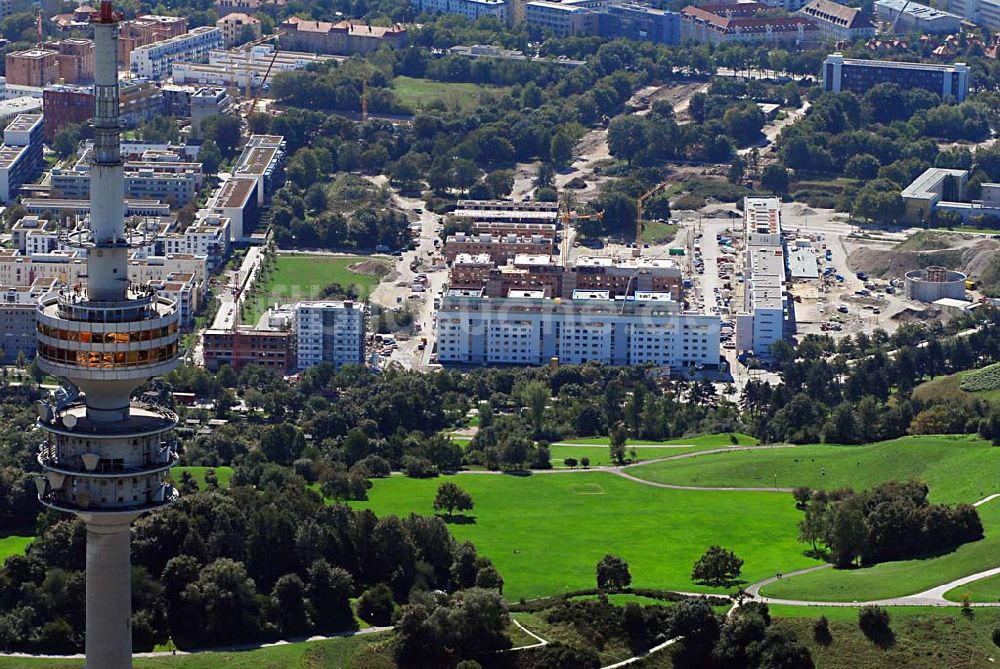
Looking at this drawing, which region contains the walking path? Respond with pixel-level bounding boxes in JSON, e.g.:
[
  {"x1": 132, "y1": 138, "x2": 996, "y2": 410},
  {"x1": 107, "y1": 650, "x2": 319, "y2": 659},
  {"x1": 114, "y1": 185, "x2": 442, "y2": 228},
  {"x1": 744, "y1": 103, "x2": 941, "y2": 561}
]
[
  {"x1": 452, "y1": 443, "x2": 800, "y2": 493},
  {"x1": 0, "y1": 627, "x2": 393, "y2": 660}
]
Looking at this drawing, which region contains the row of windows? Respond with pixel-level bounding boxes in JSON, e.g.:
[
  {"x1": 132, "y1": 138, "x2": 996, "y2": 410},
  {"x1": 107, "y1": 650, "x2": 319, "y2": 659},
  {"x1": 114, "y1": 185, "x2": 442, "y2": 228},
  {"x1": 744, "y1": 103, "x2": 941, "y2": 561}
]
[
  {"x1": 38, "y1": 322, "x2": 177, "y2": 343},
  {"x1": 39, "y1": 342, "x2": 177, "y2": 368}
]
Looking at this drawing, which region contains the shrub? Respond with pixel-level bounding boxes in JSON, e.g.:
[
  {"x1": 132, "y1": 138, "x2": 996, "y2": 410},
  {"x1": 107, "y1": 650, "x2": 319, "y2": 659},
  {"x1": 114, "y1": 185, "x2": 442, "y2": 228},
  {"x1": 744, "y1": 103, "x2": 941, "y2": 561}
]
[
  {"x1": 992, "y1": 627, "x2": 1000, "y2": 647},
  {"x1": 581, "y1": 456, "x2": 590, "y2": 468},
  {"x1": 356, "y1": 584, "x2": 395, "y2": 626},
  {"x1": 673, "y1": 193, "x2": 706, "y2": 210},
  {"x1": 858, "y1": 605, "x2": 891, "y2": 640},
  {"x1": 564, "y1": 457, "x2": 578, "y2": 468},
  {"x1": 813, "y1": 615, "x2": 831, "y2": 644},
  {"x1": 961, "y1": 363, "x2": 1000, "y2": 393},
  {"x1": 402, "y1": 455, "x2": 438, "y2": 478}
]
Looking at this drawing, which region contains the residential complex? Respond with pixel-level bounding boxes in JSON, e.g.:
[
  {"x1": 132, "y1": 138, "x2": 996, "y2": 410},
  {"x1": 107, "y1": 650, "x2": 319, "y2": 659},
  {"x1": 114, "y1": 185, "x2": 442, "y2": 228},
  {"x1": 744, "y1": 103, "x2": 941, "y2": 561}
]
[
  {"x1": 735, "y1": 197, "x2": 788, "y2": 360},
  {"x1": 233, "y1": 134, "x2": 286, "y2": 206},
  {"x1": 411, "y1": 0, "x2": 509, "y2": 22},
  {"x1": 799, "y1": 0, "x2": 875, "y2": 41},
  {"x1": 941, "y1": 0, "x2": 1000, "y2": 31},
  {"x1": 216, "y1": 12, "x2": 262, "y2": 47},
  {"x1": 436, "y1": 288, "x2": 719, "y2": 367},
  {"x1": 208, "y1": 176, "x2": 259, "y2": 241},
  {"x1": 203, "y1": 328, "x2": 293, "y2": 373},
  {"x1": 294, "y1": 301, "x2": 367, "y2": 370},
  {"x1": 822, "y1": 53, "x2": 970, "y2": 102},
  {"x1": 874, "y1": 0, "x2": 963, "y2": 33},
  {"x1": 278, "y1": 17, "x2": 408, "y2": 54},
  {"x1": 130, "y1": 26, "x2": 223, "y2": 80},
  {"x1": 43, "y1": 80, "x2": 163, "y2": 141},
  {"x1": 118, "y1": 15, "x2": 188, "y2": 63},
  {"x1": 50, "y1": 145, "x2": 203, "y2": 205},
  {"x1": 599, "y1": 3, "x2": 681, "y2": 45},
  {"x1": 525, "y1": 1, "x2": 599, "y2": 36},
  {"x1": 444, "y1": 232, "x2": 555, "y2": 264},
  {"x1": 0, "y1": 114, "x2": 43, "y2": 202},
  {"x1": 172, "y1": 45, "x2": 335, "y2": 90},
  {"x1": 680, "y1": 4, "x2": 820, "y2": 45}
]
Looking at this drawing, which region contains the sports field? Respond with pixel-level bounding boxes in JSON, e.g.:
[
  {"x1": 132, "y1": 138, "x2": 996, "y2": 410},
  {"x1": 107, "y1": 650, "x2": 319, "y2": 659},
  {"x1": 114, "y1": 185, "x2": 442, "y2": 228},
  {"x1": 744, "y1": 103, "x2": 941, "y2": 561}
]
[
  {"x1": 243, "y1": 254, "x2": 386, "y2": 325},
  {"x1": 351, "y1": 472, "x2": 817, "y2": 601},
  {"x1": 392, "y1": 76, "x2": 510, "y2": 112},
  {"x1": 627, "y1": 435, "x2": 995, "y2": 504}
]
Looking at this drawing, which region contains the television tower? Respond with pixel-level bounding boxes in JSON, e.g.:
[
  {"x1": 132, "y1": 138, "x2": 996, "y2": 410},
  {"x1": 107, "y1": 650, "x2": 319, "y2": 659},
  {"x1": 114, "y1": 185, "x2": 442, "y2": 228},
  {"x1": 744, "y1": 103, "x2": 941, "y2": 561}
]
[{"x1": 33, "y1": 2, "x2": 181, "y2": 667}]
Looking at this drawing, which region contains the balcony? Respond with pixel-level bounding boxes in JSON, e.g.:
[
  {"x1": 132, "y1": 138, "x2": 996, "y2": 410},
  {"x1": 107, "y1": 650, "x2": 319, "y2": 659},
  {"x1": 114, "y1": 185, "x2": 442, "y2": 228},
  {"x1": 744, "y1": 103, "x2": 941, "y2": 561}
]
[
  {"x1": 37, "y1": 400, "x2": 178, "y2": 438},
  {"x1": 38, "y1": 444, "x2": 178, "y2": 478},
  {"x1": 38, "y1": 483, "x2": 178, "y2": 516}
]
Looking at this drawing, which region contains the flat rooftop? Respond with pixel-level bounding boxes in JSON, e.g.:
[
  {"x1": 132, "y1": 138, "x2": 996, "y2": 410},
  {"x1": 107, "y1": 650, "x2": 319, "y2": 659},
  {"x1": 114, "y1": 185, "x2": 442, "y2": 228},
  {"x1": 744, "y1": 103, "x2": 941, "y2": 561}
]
[
  {"x1": 235, "y1": 146, "x2": 278, "y2": 176},
  {"x1": 901, "y1": 167, "x2": 967, "y2": 199},
  {"x1": 214, "y1": 176, "x2": 256, "y2": 208}
]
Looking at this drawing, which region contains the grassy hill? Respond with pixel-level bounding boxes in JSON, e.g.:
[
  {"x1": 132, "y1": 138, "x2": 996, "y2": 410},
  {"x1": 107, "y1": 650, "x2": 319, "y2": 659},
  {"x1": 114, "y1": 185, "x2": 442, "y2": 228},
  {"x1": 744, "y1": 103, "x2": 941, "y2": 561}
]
[
  {"x1": 351, "y1": 471, "x2": 818, "y2": 601},
  {"x1": 626, "y1": 435, "x2": 995, "y2": 504},
  {"x1": 913, "y1": 365, "x2": 1000, "y2": 407}
]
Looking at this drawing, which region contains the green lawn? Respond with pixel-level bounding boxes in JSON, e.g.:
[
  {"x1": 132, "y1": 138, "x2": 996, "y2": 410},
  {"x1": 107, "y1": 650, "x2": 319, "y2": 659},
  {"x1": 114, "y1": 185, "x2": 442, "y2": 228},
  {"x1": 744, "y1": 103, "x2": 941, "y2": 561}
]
[
  {"x1": 763, "y1": 499, "x2": 1000, "y2": 602},
  {"x1": 627, "y1": 435, "x2": 996, "y2": 504},
  {"x1": 944, "y1": 571, "x2": 1000, "y2": 603},
  {"x1": 351, "y1": 472, "x2": 818, "y2": 601},
  {"x1": 549, "y1": 444, "x2": 707, "y2": 468},
  {"x1": 392, "y1": 76, "x2": 510, "y2": 112},
  {"x1": 772, "y1": 606, "x2": 1000, "y2": 669},
  {"x1": 171, "y1": 466, "x2": 234, "y2": 490},
  {"x1": 0, "y1": 534, "x2": 32, "y2": 561},
  {"x1": 0, "y1": 633, "x2": 391, "y2": 668},
  {"x1": 243, "y1": 254, "x2": 386, "y2": 326},
  {"x1": 558, "y1": 432, "x2": 758, "y2": 447},
  {"x1": 640, "y1": 220, "x2": 678, "y2": 244}
]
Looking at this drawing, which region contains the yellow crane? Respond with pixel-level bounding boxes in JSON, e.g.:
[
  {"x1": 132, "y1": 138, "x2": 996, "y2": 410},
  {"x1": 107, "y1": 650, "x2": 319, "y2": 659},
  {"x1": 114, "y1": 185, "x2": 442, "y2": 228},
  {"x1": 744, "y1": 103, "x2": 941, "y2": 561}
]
[{"x1": 635, "y1": 181, "x2": 670, "y2": 256}]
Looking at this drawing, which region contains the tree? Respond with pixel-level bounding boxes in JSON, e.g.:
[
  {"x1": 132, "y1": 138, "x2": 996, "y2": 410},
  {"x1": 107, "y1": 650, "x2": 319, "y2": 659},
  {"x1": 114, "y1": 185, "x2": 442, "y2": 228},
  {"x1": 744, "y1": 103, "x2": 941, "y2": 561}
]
[
  {"x1": 484, "y1": 170, "x2": 514, "y2": 198},
  {"x1": 198, "y1": 140, "x2": 223, "y2": 175},
  {"x1": 433, "y1": 482, "x2": 474, "y2": 517},
  {"x1": 596, "y1": 554, "x2": 631, "y2": 591},
  {"x1": 550, "y1": 130, "x2": 575, "y2": 166},
  {"x1": 200, "y1": 114, "x2": 242, "y2": 156},
  {"x1": 844, "y1": 154, "x2": 880, "y2": 181},
  {"x1": 608, "y1": 115, "x2": 647, "y2": 165},
  {"x1": 53, "y1": 123, "x2": 82, "y2": 159},
  {"x1": 521, "y1": 380, "x2": 549, "y2": 435},
  {"x1": 609, "y1": 424, "x2": 628, "y2": 465},
  {"x1": 858, "y1": 605, "x2": 891, "y2": 641},
  {"x1": 691, "y1": 545, "x2": 744, "y2": 586},
  {"x1": 760, "y1": 164, "x2": 789, "y2": 195}
]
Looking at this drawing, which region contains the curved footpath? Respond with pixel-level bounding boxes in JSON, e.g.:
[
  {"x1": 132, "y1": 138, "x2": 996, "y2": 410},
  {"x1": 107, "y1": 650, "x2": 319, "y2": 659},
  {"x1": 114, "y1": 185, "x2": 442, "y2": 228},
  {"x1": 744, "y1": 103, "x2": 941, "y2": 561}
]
[{"x1": 454, "y1": 446, "x2": 1000, "y2": 608}]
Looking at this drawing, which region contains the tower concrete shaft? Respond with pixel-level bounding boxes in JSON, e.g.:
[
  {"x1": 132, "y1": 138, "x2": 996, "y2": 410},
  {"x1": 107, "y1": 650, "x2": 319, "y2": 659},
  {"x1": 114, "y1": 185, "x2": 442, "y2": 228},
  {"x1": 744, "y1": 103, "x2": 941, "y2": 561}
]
[{"x1": 34, "y1": 3, "x2": 181, "y2": 668}]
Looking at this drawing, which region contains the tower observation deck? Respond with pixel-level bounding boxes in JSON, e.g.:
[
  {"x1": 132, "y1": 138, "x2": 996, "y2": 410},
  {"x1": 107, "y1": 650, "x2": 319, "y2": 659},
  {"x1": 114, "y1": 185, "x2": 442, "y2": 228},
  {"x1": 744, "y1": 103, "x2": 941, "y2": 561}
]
[{"x1": 33, "y1": 3, "x2": 180, "y2": 667}]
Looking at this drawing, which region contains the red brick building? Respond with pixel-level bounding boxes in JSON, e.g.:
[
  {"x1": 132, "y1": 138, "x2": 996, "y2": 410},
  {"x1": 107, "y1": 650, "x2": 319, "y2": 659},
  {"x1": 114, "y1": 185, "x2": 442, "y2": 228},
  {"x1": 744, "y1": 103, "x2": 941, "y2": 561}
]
[{"x1": 202, "y1": 328, "x2": 293, "y2": 373}]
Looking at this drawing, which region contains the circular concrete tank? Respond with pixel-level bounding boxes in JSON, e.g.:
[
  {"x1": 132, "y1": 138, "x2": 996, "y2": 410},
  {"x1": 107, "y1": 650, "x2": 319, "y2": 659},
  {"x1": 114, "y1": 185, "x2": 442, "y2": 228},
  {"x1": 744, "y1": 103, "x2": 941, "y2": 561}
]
[{"x1": 904, "y1": 266, "x2": 967, "y2": 302}]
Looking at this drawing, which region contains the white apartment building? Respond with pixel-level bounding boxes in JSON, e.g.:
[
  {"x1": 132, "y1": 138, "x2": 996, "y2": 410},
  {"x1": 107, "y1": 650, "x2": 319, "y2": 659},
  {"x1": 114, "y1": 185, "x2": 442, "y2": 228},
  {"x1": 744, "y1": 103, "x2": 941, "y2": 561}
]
[
  {"x1": 172, "y1": 45, "x2": 334, "y2": 89},
  {"x1": 161, "y1": 214, "x2": 230, "y2": 269},
  {"x1": 11, "y1": 216, "x2": 59, "y2": 254},
  {"x1": 294, "y1": 300, "x2": 367, "y2": 370},
  {"x1": 411, "y1": 0, "x2": 508, "y2": 21},
  {"x1": 130, "y1": 26, "x2": 223, "y2": 80},
  {"x1": 0, "y1": 113, "x2": 42, "y2": 202},
  {"x1": 148, "y1": 272, "x2": 200, "y2": 328},
  {"x1": 437, "y1": 289, "x2": 720, "y2": 368},
  {"x1": 735, "y1": 197, "x2": 787, "y2": 360}
]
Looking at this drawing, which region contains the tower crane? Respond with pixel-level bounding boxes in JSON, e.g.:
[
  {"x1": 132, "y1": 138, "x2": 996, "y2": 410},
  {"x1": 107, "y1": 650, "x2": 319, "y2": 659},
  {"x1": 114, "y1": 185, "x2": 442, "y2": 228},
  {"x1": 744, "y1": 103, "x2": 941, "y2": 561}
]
[{"x1": 635, "y1": 181, "x2": 671, "y2": 257}]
